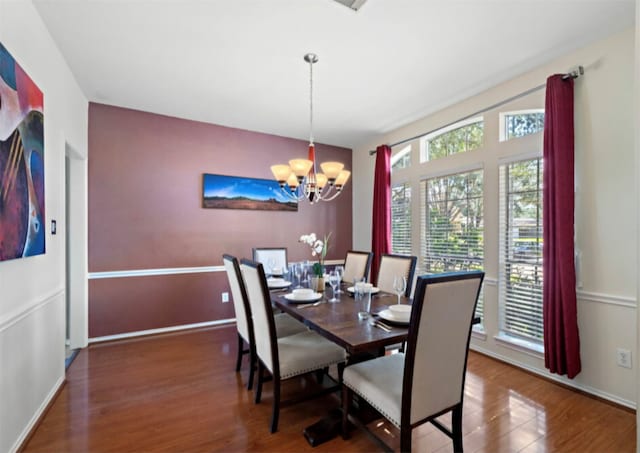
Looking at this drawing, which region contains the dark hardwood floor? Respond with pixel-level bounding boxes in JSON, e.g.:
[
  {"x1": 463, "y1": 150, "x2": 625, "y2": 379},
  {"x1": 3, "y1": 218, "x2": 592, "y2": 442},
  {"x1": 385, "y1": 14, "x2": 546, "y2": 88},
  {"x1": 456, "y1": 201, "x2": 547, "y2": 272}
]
[{"x1": 22, "y1": 325, "x2": 636, "y2": 452}]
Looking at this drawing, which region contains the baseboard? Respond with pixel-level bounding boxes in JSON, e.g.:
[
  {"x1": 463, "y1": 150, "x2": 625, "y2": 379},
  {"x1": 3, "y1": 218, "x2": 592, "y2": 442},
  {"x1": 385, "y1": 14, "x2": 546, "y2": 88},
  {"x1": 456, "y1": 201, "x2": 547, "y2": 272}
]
[
  {"x1": 12, "y1": 375, "x2": 66, "y2": 453},
  {"x1": 470, "y1": 345, "x2": 637, "y2": 411}
]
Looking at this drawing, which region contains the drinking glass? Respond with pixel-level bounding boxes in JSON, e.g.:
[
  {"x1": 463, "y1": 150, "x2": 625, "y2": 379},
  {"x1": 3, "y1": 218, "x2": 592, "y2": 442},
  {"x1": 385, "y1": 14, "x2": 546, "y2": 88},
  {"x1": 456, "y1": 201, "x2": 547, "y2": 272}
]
[
  {"x1": 287, "y1": 264, "x2": 296, "y2": 283},
  {"x1": 393, "y1": 275, "x2": 407, "y2": 304},
  {"x1": 357, "y1": 284, "x2": 373, "y2": 320},
  {"x1": 328, "y1": 270, "x2": 340, "y2": 303},
  {"x1": 353, "y1": 276, "x2": 366, "y2": 300},
  {"x1": 334, "y1": 265, "x2": 344, "y2": 294},
  {"x1": 294, "y1": 263, "x2": 303, "y2": 288}
]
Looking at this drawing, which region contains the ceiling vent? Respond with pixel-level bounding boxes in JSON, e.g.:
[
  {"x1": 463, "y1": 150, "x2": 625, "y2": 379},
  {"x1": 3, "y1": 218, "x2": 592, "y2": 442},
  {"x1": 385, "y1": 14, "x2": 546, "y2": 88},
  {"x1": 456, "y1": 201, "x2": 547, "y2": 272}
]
[{"x1": 332, "y1": 0, "x2": 368, "y2": 11}]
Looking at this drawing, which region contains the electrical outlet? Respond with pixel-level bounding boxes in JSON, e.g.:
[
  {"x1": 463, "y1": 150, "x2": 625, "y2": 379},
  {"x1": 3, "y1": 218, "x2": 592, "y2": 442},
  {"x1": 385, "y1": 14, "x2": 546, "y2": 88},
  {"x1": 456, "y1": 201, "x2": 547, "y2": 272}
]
[
  {"x1": 222, "y1": 292, "x2": 229, "y2": 303},
  {"x1": 616, "y1": 348, "x2": 632, "y2": 369}
]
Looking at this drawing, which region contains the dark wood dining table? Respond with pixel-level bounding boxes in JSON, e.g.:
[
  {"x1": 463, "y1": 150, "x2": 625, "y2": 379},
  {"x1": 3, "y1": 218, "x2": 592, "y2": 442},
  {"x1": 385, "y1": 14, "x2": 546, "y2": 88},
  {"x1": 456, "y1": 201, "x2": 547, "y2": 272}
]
[{"x1": 271, "y1": 285, "x2": 409, "y2": 357}]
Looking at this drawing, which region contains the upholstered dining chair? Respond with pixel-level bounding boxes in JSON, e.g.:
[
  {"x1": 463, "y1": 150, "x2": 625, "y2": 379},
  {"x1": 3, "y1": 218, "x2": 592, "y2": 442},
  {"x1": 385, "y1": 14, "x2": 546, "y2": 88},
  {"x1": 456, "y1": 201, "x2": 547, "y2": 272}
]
[
  {"x1": 240, "y1": 259, "x2": 347, "y2": 433},
  {"x1": 342, "y1": 270, "x2": 484, "y2": 453},
  {"x1": 342, "y1": 250, "x2": 373, "y2": 283},
  {"x1": 375, "y1": 253, "x2": 418, "y2": 297},
  {"x1": 223, "y1": 254, "x2": 306, "y2": 390},
  {"x1": 252, "y1": 247, "x2": 288, "y2": 275}
]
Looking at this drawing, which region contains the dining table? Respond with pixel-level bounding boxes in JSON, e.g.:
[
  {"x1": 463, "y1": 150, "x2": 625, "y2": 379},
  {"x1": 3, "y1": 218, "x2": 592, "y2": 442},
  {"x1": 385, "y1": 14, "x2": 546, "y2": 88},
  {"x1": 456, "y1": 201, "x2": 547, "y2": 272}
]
[
  {"x1": 271, "y1": 284, "x2": 410, "y2": 357},
  {"x1": 270, "y1": 283, "x2": 409, "y2": 446}
]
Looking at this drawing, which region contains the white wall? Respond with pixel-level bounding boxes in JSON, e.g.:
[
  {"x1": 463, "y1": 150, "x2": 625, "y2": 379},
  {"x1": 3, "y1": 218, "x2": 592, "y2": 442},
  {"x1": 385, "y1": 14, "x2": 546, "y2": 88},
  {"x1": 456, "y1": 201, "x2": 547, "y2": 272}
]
[
  {"x1": 0, "y1": 1, "x2": 88, "y2": 452},
  {"x1": 354, "y1": 28, "x2": 637, "y2": 407}
]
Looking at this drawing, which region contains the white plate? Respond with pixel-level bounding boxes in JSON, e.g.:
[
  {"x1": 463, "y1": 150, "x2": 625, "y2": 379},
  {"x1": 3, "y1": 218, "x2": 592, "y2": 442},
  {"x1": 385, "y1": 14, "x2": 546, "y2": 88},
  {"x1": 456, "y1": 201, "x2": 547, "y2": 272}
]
[
  {"x1": 284, "y1": 292, "x2": 323, "y2": 303},
  {"x1": 378, "y1": 309, "x2": 410, "y2": 325},
  {"x1": 346, "y1": 286, "x2": 380, "y2": 294},
  {"x1": 268, "y1": 278, "x2": 291, "y2": 289}
]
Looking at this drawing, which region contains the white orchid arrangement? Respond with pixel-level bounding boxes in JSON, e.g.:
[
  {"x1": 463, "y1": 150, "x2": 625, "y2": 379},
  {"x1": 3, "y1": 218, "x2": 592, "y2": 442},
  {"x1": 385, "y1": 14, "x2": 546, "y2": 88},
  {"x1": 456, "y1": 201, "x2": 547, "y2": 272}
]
[{"x1": 299, "y1": 232, "x2": 331, "y2": 276}]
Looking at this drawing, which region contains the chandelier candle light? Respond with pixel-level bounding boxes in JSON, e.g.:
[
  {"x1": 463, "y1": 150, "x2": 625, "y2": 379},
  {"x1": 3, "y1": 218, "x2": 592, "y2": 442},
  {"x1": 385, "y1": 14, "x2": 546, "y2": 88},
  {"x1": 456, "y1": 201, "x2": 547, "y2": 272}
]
[{"x1": 271, "y1": 53, "x2": 350, "y2": 204}]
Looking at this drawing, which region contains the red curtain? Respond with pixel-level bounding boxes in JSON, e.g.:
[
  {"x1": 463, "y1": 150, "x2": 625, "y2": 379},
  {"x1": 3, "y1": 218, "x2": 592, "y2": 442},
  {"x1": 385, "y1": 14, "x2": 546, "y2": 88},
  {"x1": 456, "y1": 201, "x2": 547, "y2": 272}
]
[
  {"x1": 371, "y1": 145, "x2": 391, "y2": 282},
  {"x1": 543, "y1": 75, "x2": 581, "y2": 378}
]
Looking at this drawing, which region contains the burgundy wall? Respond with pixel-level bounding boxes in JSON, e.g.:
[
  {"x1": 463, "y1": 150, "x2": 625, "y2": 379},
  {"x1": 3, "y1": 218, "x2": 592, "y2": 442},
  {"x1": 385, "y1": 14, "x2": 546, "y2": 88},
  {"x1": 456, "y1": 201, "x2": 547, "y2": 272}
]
[{"x1": 88, "y1": 103, "x2": 353, "y2": 337}]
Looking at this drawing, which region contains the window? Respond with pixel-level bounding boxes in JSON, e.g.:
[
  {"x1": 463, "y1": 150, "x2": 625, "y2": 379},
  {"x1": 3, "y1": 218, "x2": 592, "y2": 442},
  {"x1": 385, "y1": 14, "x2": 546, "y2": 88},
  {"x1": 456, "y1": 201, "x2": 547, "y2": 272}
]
[
  {"x1": 500, "y1": 110, "x2": 545, "y2": 141},
  {"x1": 391, "y1": 145, "x2": 411, "y2": 170},
  {"x1": 498, "y1": 159, "x2": 544, "y2": 344},
  {"x1": 421, "y1": 170, "x2": 484, "y2": 322},
  {"x1": 391, "y1": 182, "x2": 411, "y2": 255},
  {"x1": 421, "y1": 117, "x2": 484, "y2": 162}
]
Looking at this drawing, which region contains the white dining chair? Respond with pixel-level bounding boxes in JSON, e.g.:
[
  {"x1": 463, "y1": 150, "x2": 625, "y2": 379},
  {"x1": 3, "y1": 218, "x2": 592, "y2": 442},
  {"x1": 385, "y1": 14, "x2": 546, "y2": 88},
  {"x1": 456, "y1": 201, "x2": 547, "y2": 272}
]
[
  {"x1": 342, "y1": 250, "x2": 373, "y2": 283},
  {"x1": 240, "y1": 259, "x2": 346, "y2": 433},
  {"x1": 252, "y1": 247, "x2": 288, "y2": 275},
  {"x1": 375, "y1": 253, "x2": 418, "y2": 297},
  {"x1": 342, "y1": 270, "x2": 484, "y2": 452},
  {"x1": 223, "y1": 254, "x2": 306, "y2": 390}
]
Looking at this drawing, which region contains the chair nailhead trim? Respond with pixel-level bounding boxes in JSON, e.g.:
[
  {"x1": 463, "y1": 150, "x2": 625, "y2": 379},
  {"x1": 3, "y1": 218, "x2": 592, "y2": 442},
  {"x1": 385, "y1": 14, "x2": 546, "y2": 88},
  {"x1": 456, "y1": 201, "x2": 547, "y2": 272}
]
[
  {"x1": 345, "y1": 383, "x2": 401, "y2": 428},
  {"x1": 281, "y1": 359, "x2": 345, "y2": 380}
]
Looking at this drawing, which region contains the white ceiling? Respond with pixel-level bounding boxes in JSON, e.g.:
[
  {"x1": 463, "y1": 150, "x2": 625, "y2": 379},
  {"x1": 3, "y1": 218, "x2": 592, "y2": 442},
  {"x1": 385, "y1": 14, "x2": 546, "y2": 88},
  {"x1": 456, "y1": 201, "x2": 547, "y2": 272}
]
[{"x1": 34, "y1": 0, "x2": 635, "y2": 149}]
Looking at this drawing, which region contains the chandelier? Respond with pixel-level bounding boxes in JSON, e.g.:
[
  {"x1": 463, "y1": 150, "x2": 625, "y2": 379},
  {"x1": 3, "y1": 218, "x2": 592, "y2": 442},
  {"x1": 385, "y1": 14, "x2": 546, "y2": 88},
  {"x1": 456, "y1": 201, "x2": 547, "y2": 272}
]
[{"x1": 270, "y1": 53, "x2": 350, "y2": 204}]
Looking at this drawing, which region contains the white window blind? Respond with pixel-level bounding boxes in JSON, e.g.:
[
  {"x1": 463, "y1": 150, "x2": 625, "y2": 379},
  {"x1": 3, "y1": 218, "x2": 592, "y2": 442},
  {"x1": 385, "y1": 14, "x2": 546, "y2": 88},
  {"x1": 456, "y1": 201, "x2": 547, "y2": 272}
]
[
  {"x1": 391, "y1": 182, "x2": 411, "y2": 255},
  {"x1": 498, "y1": 159, "x2": 544, "y2": 344},
  {"x1": 421, "y1": 170, "x2": 484, "y2": 322}
]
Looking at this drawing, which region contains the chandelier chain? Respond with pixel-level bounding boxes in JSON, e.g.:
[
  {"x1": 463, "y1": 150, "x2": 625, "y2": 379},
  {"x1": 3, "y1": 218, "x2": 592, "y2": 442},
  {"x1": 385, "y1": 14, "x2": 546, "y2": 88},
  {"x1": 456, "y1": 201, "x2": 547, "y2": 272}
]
[{"x1": 309, "y1": 57, "x2": 314, "y2": 146}]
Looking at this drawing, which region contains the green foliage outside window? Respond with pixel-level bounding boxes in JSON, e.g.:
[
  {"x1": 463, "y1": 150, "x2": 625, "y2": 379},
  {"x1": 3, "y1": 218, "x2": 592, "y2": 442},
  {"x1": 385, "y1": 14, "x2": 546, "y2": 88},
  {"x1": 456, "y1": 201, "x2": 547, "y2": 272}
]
[
  {"x1": 425, "y1": 120, "x2": 484, "y2": 161},
  {"x1": 505, "y1": 112, "x2": 544, "y2": 140},
  {"x1": 392, "y1": 146, "x2": 411, "y2": 170}
]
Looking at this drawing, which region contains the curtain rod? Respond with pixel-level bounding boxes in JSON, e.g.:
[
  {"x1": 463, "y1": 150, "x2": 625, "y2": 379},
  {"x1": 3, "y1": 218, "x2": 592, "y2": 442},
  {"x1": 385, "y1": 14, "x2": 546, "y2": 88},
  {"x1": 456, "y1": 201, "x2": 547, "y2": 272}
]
[{"x1": 369, "y1": 65, "x2": 584, "y2": 155}]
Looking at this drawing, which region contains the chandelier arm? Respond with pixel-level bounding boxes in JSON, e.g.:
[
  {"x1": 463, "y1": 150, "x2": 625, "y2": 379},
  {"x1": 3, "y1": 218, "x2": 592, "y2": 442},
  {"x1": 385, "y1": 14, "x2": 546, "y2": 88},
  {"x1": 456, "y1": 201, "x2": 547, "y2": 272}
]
[
  {"x1": 279, "y1": 185, "x2": 307, "y2": 202},
  {"x1": 318, "y1": 187, "x2": 343, "y2": 202},
  {"x1": 312, "y1": 184, "x2": 336, "y2": 202}
]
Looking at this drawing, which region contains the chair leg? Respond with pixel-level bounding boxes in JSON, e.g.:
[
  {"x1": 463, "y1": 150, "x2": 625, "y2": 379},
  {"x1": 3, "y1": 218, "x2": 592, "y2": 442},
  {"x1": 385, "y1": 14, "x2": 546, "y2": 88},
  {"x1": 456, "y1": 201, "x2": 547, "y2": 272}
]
[
  {"x1": 315, "y1": 366, "x2": 328, "y2": 384},
  {"x1": 337, "y1": 362, "x2": 345, "y2": 383},
  {"x1": 235, "y1": 334, "x2": 243, "y2": 372},
  {"x1": 247, "y1": 345, "x2": 256, "y2": 391},
  {"x1": 270, "y1": 375, "x2": 280, "y2": 433},
  {"x1": 255, "y1": 361, "x2": 264, "y2": 404},
  {"x1": 400, "y1": 426, "x2": 412, "y2": 453},
  {"x1": 452, "y1": 405, "x2": 463, "y2": 453},
  {"x1": 341, "y1": 385, "x2": 351, "y2": 440}
]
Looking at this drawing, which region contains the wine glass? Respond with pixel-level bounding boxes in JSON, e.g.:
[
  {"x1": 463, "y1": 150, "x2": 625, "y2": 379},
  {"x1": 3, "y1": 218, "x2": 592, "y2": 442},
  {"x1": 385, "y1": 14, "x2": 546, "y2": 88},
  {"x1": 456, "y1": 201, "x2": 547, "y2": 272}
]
[
  {"x1": 268, "y1": 258, "x2": 277, "y2": 276},
  {"x1": 328, "y1": 270, "x2": 340, "y2": 303},
  {"x1": 334, "y1": 265, "x2": 344, "y2": 294},
  {"x1": 393, "y1": 275, "x2": 407, "y2": 305}
]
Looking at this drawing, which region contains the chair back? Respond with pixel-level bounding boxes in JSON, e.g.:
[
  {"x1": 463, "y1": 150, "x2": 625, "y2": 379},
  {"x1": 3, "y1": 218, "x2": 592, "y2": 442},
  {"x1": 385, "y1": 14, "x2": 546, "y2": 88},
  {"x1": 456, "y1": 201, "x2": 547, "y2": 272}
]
[
  {"x1": 240, "y1": 259, "x2": 278, "y2": 374},
  {"x1": 375, "y1": 254, "x2": 417, "y2": 296},
  {"x1": 402, "y1": 271, "x2": 484, "y2": 426},
  {"x1": 252, "y1": 247, "x2": 288, "y2": 274},
  {"x1": 222, "y1": 254, "x2": 252, "y2": 344},
  {"x1": 342, "y1": 250, "x2": 373, "y2": 283}
]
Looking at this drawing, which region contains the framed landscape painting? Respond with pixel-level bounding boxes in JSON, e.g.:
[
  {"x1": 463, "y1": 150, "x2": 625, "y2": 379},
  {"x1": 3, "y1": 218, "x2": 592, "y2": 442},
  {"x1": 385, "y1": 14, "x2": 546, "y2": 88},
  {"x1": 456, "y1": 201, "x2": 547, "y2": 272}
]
[
  {"x1": 0, "y1": 42, "x2": 45, "y2": 262},
  {"x1": 202, "y1": 173, "x2": 297, "y2": 212}
]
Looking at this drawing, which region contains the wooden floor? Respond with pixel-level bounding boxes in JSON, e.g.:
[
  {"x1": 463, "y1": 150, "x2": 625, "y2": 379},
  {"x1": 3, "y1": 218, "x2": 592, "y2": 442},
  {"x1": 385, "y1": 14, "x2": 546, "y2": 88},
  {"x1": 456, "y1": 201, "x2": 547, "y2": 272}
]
[{"x1": 23, "y1": 325, "x2": 636, "y2": 453}]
